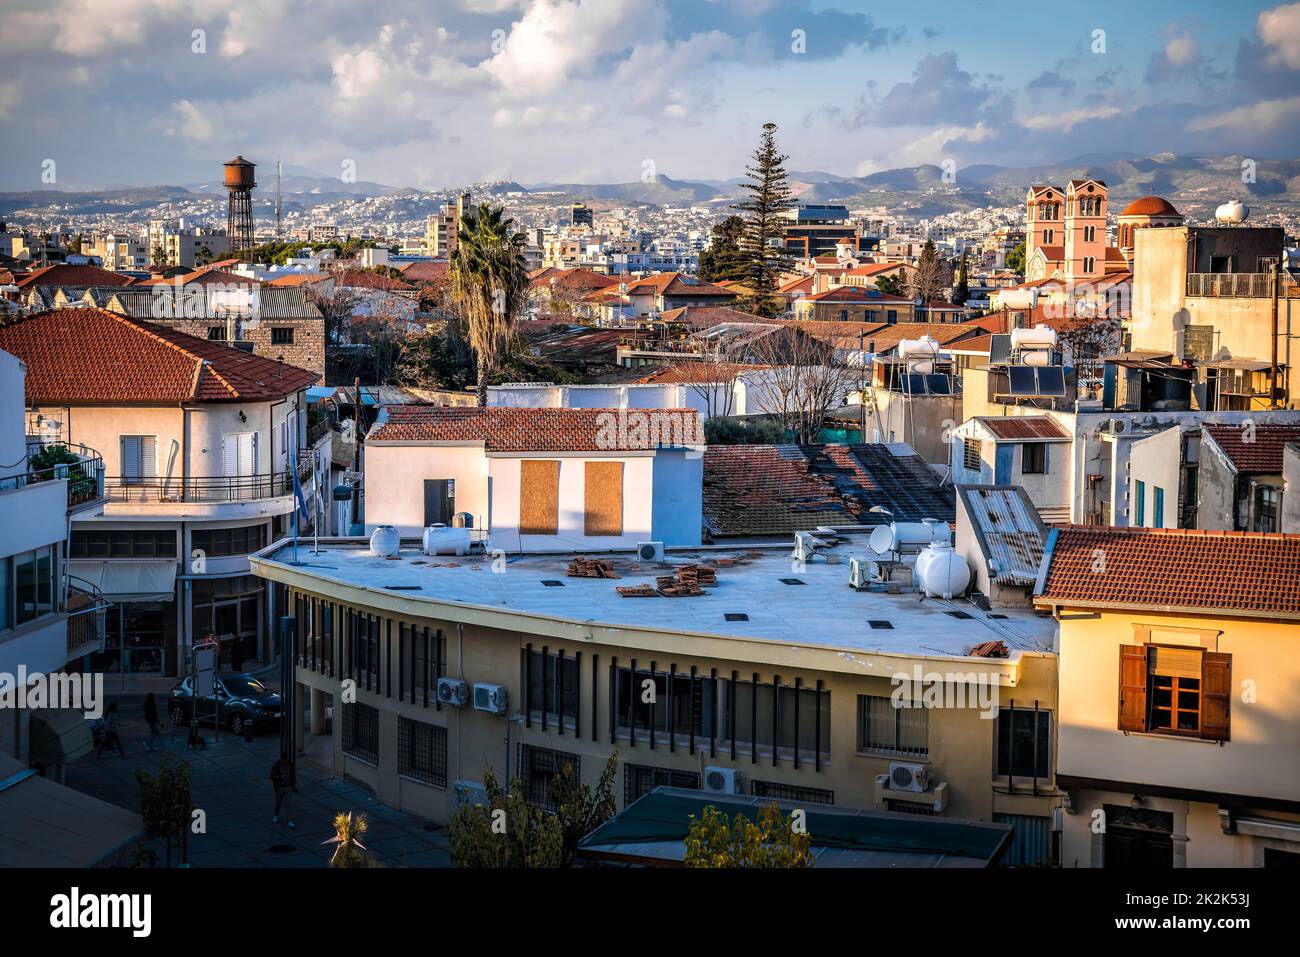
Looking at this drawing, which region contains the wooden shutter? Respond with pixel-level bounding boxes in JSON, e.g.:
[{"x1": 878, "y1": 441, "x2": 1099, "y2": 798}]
[
  {"x1": 583, "y1": 461, "x2": 623, "y2": 536},
  {"x1": 519, "y1": 460, "x2": 559, "y2": 535},
  {"x1": 1200, "y1": 652, "x2": 1231, "y2": 742},
  {"x1": 1118, "y1": 644, "x2": 1148, "y2": 733}
]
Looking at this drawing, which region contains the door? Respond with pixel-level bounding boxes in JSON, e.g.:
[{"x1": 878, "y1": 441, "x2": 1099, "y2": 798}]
[
  {"x1": 214, "y1": 602, "x2": 238, "y2": 666},
  {"x1": 424, "y1": 479, "x2": 455, "y2": 527},
  {"x1": 1105, "y1": 826, "x2": 1173, "y2": 868},
  {"x1": 994, "y1": 443, "x2": 1014, "y2": 485},
  {"x1": 222, "y1": 432, "x2": 257, "y2": 500}
]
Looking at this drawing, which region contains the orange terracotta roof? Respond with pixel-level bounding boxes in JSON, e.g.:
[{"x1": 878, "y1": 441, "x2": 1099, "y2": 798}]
[
  {"x1": 15, "y1": 264, "x2": 132, "y2": 290},
  {"x1": 1120, "y1": 196, "x2": 1181, "y2": 217},
  {"x1": 369, "y1": 405, "x2": 702, "y2": 451},
  {"x1": 397, "y1": 260, "x2": 449, "y2": 283},
  {"x1": 1203, "y1": 424, "x2": 1300, "y2": 473},
  {"x1": 136, "y1": 266, "x2": 253, "y2": 287},
  {"x1": 338, "y1": 269, "x2": 415, "y2": 291},
  {"x1": 0, "y1": 307, "x2": 318, "y2": 405},
  {"x1": 266, "y1": 273, "x2": 327, "y2": 287},
  {"x1": 637, "y1": 362, "x2": 767, "y2": 384},
  {"x1": 1036, "y1": 525, "x2": 1300, "y2": 617}
]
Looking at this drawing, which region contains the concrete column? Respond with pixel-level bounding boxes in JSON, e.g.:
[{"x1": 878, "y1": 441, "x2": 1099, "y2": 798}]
[
  {"x1": 310, "y1": 686, "x2": 327, "y2": 736},
  {"x1": 293, "y1": 681, "x2": 306, "y2": 754}
]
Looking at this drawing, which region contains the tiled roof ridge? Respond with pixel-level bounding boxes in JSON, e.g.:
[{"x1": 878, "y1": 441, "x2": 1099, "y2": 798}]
[{"x1": 1054, "y1": 523, "x2": 1297, "y2": 542}]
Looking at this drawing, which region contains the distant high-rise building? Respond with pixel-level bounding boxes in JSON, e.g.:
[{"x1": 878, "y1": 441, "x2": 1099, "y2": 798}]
[
  {"x1": 570, "y1": 203, "x2": 593, "y2": 228},
  {"x1": 425, "y1": 193, "x2": 471, "y2": 257}
]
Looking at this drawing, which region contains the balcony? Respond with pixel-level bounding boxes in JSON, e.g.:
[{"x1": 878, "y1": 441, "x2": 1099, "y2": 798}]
[
  {"x1": 1, "y1": 443, "x2": 105, "y2": 511},
  {"x1": 104, "y1": 461, "x2": 313, "y2": 506},
  {"x1": 1186, "y1": 272, "x2": 1300, "y2": 299}
]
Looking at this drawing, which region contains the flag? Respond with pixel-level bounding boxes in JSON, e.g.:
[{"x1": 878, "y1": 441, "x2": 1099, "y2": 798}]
[{"x1": 290, "y1": 450, "x2": 309, "y2": 523}]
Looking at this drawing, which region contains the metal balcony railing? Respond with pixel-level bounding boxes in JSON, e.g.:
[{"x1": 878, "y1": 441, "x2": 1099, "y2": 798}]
[
  {"x1": 1185, "y1": 272, "x2": 1300, "y2": 298},
  {"x1": 1, "y1": 443, "x2": 105, "y2": 509},
  {"x1": 104, "y1": 457, "x2": 313, "y2": 505}
]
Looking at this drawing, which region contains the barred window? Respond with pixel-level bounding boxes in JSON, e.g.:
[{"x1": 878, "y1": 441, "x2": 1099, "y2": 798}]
[
  {"x1": 342, "y1": 702, "x2": 379, "y2": 765},
  {"x1": 411, "y1": 629, "x2": 447, "y2": 698},
  {"x1": 623, "y1": 763, "x2": 701, "y2": 807},
  {"x1": 271, "y1": 327, "x2": 294, "y2": 345},
  {"x1": 857, "y1": 694, "x2": 929, "y2": 757},
  {"x1": 522, "y1": 648, "x2": 580, "y2": 726},
  {"x1": 398, "y1": 717, "x2": 447, "y2": 788},
  {"x1": 518, "y1": 744, "x2": 579, "y2": 812},
  {"x1": 963, "y1": 438, "x2": 983, "y2": 472},
  {"x1": 750, "y1": 779, "x2": 834, "y2": 806}
]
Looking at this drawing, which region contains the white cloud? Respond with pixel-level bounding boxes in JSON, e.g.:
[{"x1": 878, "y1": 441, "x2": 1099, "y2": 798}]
[
  {"x1": 492, "y1": 103, "x2": 596, "y2": 127},
  {"x1": 1164, "y1": 33, "x2": 1196, "y2": 67},
  {"x1": 1259, "y1": 2, "x2": 1300, "y2": 69},
  {"x1": 0, "y1": 80, "x2": 21, "y2": 120},
  {"x1": 167, "y1": 99, "x2": 213, "y2": 139},
  {"x1": 1020, "y1": 105, "x2": 1124, "y2": 132},
  {"x1": 1188, "y1": 94, "x2": 1300, "y2": 132}
]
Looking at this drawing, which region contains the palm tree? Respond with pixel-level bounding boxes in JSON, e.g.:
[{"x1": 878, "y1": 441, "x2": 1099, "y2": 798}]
[
  {"x1": 323, "y1": 811, "x2": 369, "y2": 868},
  {"x1": 449, "y1": 203, "x2": 530, "y2": 405}
]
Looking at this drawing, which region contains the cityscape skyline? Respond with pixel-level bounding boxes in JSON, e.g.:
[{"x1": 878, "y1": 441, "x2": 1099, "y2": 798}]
[{"x1": 2, "y1": 1, "x2": 1300, "y2": 192}]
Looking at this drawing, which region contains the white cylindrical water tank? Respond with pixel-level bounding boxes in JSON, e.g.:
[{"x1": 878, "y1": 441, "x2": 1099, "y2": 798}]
[
  {"x1": 1215, "y1": 200, "x2": 1249, "y2": 224},
  {"x1": 898, "y1": 336, "x2": 941, "y2": 362},
  {"x1": 999, "y1": 288, "x2": 1038, "y2": 310},
  {"x1": 869, "y1": 521, "x2": 948, "y2": 554},
  {"x1": 370, "y1": 525, "x2": 400, "y2": 557},
  {"x1": 915, "y1": 543, "x2": 971, "y2": 599},
  {"x1": 1010, "y1": 324, "x2": 1058, "y2": 351},
  {"x1": 423, "y1": 524, "x2": 471, "y2": 556}
]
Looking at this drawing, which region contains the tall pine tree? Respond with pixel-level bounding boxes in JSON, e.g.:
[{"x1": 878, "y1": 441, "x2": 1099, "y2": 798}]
[{"x1": 735, "y1": 123, "x2": 796, "y2": 318}]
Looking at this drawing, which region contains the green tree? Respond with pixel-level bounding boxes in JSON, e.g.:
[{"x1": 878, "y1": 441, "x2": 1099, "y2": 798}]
[
  {"x1": 875, "y1": 273, "x2": 907, "y2": 297},
  {"x1": 135, "y1": 758, "x2": 192, "y2": 868},
  {"x1": 704, "y1": 417, "x2": 788, "y2": 444},
  {"x1": 697, "y1": 215, "x2": 750, "y2": 284},
  {"x1": 448, "y1": 752, "x2": 619, "y2": 868},
  {"x1": 450, "y1": 203, "x2": 530, "y2": 405},
  {"x1": 952, "y1": 249, "x2": 969, "y2": 306},
  {"x1": 684, "y1": 802, "x2": 814, "y2": 868},
  {"x1": 150, "y1": 244, "x2": 168, "y2": 267},
  {"x1": 735, "y1": 123, "x2": 796, "y2": 318},
  {"x1": 1006, "y1": 241, "x2": 1026, "y2": 275}
]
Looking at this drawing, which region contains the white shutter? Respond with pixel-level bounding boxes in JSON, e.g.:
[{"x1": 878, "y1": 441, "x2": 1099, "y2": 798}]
[
  {"x1": 222, "y1": 435, "x2": 238, "y2": 477},
  {"x1": 223, "y1": 433, "x2": 256, "y2": 477},
  {"x1": 239, "y1": 432, "x2": 256, "y2": 476},
  {"x1": 141, "y1": 436, "x2": 156, "y2": 479}
]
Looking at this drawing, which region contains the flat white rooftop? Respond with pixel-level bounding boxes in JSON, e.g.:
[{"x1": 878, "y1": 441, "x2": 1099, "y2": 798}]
[{"x1": 258, "y1": 538, "x2": 1056, "y2": 662}]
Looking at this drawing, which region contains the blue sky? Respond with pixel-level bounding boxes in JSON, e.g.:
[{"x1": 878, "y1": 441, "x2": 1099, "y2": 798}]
[{"x1": 1, "y1": 0, "x2": 1298, "y2": 191}]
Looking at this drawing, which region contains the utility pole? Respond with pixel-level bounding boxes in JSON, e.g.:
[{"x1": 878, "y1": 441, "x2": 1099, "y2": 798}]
[
  {"x1": 351, "y1": 376, "x2": 364, "y2": 534},
  {"x1": 1271, "y1": 259, "x2": 1280, "y2": 409},
  {"x1": 275, "y1": 159, "x2": 283, "y2": 242}
]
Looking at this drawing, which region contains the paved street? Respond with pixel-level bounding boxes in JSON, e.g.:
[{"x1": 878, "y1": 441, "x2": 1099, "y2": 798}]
[{"x1": 65, "y1": 693, "x2": 452, "y2": 869}]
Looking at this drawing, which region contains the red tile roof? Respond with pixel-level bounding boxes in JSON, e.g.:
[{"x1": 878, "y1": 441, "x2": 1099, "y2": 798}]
[
  {"x1": 369, "y1": 406, "x2": 703, "y2": 451},
  {"x1": 1037, "y1": 525, "x2": 1300, "y2": 617},
  {"x1": 136, "y1": 266, "x2": 252, "y2": 287},
  {"x1": 979, "y1": 416, "x2": 1071, "y2": 441},
  {"x1": 1203, "y1": 423, "x2": 1300, "y2": 473},
  {"x1": 637, "y1": 362, "x2": 766, "y2": 384},
  {"x1": 15, "y1": 264, "x2": 132, "y2": 290},
  {"x1": 338, "y1": 269, "x2": 415, "y2": 291},
  {"x1": 397, "y1": 260, "x2": 449, "y2": 284},
  {"x1": 0, "y1": 307, "x2": 318, "y2": 405},
  {"x1": 657, "y1": 305, "x2": 758, "y2": 328},
  {"x1": 802, "y1": 286, "x2": 912, "y2": 303},
  {"x1": 530, "y1": 267, "x2": 620, "y2": 293}
]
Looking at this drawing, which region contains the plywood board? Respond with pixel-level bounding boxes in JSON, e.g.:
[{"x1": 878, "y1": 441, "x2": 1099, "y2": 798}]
[
  {"x1": 584, "y1": 461, "x2": 624, "y2": 536},
  {"x1": 520, "y1": 459, "x2": 560, "y2": 535}
]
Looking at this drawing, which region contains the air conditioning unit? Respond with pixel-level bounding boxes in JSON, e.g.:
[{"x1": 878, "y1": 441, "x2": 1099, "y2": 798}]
[
  {"x1": 702, "y1": 766, "x2": 741, "y2": 794},
  {"x1": 436, "y1": 676, "x2": 469, "y2": 707},
  {"x1": 792, "y1": 530, "x2": 827, "y2": 564},
  {"x1": 452, "y1": 779, "x2": 490, "y2": 807},
  {"x1": 889, "y1": 761, "x2": 931, "y2": 793},
  {"x1": 1108, "y1": 418, "x2": 1128, "y2": 435},
  {"x1": 849, "y1": 556, "x2": 877, "y2": 590},
  {"x1": 637, "y1": 541, "x2": 665, "y2": 563},
  {"x1": 472, "y1": 682, "x2": 509, "y2": 715}
]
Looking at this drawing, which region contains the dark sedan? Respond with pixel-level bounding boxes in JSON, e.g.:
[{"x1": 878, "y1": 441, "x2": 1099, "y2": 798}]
[{"x1": 168, "y1": 673, "x2": 283, "y2": 736}]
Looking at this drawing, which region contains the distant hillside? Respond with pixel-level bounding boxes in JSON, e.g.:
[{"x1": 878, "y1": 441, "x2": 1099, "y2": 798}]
[{"x1": 528, "y1": 174, "x2": 723, "y2": 205}]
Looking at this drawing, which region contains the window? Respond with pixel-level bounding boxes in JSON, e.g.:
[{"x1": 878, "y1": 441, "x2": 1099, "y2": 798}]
[
  {"x1": 271, "y1": 327, "x2": 294, "y2": 345},
  {"x1": 121, "y1": 435, "x2": 156, "y2": 484},
  {"x1": 857, "y1": 694, "x2": 928, "y2": 757},
  {"x1": 963, "y1": 438, "x2": 983, "y2": 472},
  {"x1": 410, "y1": 628, "x2": 446, "y2": 699},
  {"x1": 751, "y1": 780, "x2": 834, "y2": 806},
  {"x1": 1252, "y1": 486, "x2": 1280, "y2": 532},
  {"x1": 1021, "y1": 442, "x2": 1047, "y2": 475},
  {"x1": 995, "y1": 707, "x2": 1051, "y2": 778},
  {"x1": 191, "y1": 524, "x2": 266, "y2": 557},
  {"x1": 222, "y1": 432, "x2": 257, "y2": 478},
  {"x1": 518, "y1": 744, "x2": 579, "y2": 812},
  {"x1": 724, "y1": 677, "x2": 830, "y2": 760},
  {"x1": 886, "y1": 310, "x2": 897, "y2": 323},
  {"x1": 1083, "y1": 256, "x2": 1095, "y2": 273},
  {"x1": 1133, "y1": 479, "x2": 1145, "y2": 525},
  {"x1": 0, "y1": 557, "x2": 9, "y2": 631},
  {"x1": 71, "y1": 530, "x2": 177, "y2": 559},
  {"x1": 1154, "y1": 486, "x2": 1165, "y2": 527},
  {"x1": 342, "y1": 702, "x2": 379, "y2": 764},
  {"x1": 522, "y1": 648, "x2": 580, "y2": 727},
  {"x1": 13, "y1": 545, "x2": 58, "y2": 626},
  {"x1": 623, "y1": 763, "x2": 700, "y2": 806},
  {"x1": 839, "y1": 309, "x2": 848, "y2": 321},
  {"x1": 207, "y1": 326, "x2": 224, "y2": 341},
  {"x1": 397, "y1": 717, "x2": 447, "y2": 787},
  {"x1": 1120, "y1": 644, "x2": 1230, "y2": 740},
  {"x1": 617, "y1": 666, "x2": 717, "y2": 741},
  {"x1": 584, "y1": 461, "x2": 623, "y2": 536},
  {"x1": 519, "y1": 460, "x2": 559, "y2": 535}
]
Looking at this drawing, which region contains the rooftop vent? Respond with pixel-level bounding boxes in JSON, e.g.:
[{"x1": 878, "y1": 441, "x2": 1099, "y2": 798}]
[
  {"x1": 724, "y1": 613, "x2": 749, "y2": 622},
  {"x1": 541, "y1": 580, "x2": 565, "y2": 587},
  {"x1": 868, "y1": 620, "x2": 894, "y2": 630}
]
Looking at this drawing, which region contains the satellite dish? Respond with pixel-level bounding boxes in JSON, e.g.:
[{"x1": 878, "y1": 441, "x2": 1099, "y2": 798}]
[{"x1": 1215, "y1": 200, "x2": 1249, "y2": 224}]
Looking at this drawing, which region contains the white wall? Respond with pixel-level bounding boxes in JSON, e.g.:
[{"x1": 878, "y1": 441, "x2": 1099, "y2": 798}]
[
  {"x1": 1127, "y1": 425, "x2": 1181, "y2": 528},
  {"x1": 0, "y1": 351, "x2": 25, "y2": 481},
  {"x1": 364, "y1": 444, "x2": 491, "y2": 537}
]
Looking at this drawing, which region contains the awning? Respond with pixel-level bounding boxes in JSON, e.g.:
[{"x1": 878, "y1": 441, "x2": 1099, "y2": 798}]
[
  {"x1": 1195, "y1": 358, "x2": 1274, "y2": 371},
  {"x1": 68, "y1": 560, "x2": 178, "y2": 602},
  {"x1": 0, "y1": 753, "x2": 143, "y2": 867},
  {"x1": 29, "y1": 708, "x2": 94, "y2": 766}
]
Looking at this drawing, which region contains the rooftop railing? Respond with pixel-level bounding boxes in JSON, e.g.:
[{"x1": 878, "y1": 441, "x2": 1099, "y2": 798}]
[
  {"x1": 1186, "y1": 272, "x2": 1300, "y2": 298},
  {"x1": 104, "y1": 456, "x2": 313, "y2": 505},
  {"x1": 1, "y1": 443, "x2": 104, "y2": 509}
]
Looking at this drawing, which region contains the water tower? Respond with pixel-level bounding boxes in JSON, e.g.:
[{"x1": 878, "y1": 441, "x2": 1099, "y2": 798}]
[{"x1": 223, "y1": 155, "x2": 257, "y2": 255}]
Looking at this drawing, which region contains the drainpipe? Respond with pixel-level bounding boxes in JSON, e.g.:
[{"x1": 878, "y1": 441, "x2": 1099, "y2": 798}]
[
  {"x1": 1271, "y1": 260, "x2": 1280, "y2": 409},
  {"x1": 350, "y1": 377, "x2": 363, "y2": 533}
]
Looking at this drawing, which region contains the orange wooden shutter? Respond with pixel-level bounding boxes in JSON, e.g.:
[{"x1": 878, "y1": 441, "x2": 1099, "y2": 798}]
[
  {"x1": 584, "y1": 461, "x2": 623, "y2": 536},
  {"x1": 1200, "y1": 652, "x2": 1231, "y2": 742},
  {"x1": 1118, "y1": 644, "x2": 1149, "y2": 733},
  {"x1": 519, "y1": 460, "x2": 559, "y2": 535}
]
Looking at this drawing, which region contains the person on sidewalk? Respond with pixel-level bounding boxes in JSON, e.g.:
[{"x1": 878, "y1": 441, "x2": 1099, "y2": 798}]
[
  {"x1": 271, "y1": 752, "x2": 295, "y2": 827},
  {"x1": 143, "y1": 693, "x2": 160, "y2": 751},
  {"x1": 96, "y1": 702, "x2": 126, "y2": 758}
]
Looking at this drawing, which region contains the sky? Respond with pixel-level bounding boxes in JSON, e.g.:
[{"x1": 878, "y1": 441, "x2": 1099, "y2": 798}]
[{"x1": 2, "y1": 0, "x2": 1299, "y2": 191}]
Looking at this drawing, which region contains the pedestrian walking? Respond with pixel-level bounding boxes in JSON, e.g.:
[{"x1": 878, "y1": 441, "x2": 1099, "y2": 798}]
[
  {"x1": 143, "y1": 693, "x2": 160, "y2": 751},
  {"x1": 96, "y1": 702, "x2": 126, "y2": 758},
  {"x1": 271, "y1": 752, "x2": 295, "y2": 827}
]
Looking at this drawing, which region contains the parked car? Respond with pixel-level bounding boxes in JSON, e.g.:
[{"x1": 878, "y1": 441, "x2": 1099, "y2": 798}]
[{"x1": 168, "y1": 673, "x2": 283, "y2": 736}]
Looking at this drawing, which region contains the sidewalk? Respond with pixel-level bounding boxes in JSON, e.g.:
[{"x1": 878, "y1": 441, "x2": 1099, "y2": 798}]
[{"x1": 65, "y1": 720, "x2": 452, "y2": 868}]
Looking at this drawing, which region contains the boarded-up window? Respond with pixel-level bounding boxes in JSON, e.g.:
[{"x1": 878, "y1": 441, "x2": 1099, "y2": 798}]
[
  {"x1": 584, "y1": 461, "x2": 623, "y2": 536},
  {"x1": 519, "y1": 460, "x2": 560, "y2": 535}
]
